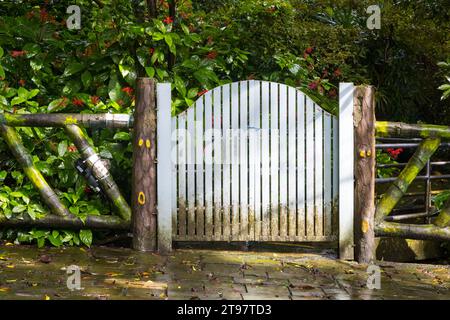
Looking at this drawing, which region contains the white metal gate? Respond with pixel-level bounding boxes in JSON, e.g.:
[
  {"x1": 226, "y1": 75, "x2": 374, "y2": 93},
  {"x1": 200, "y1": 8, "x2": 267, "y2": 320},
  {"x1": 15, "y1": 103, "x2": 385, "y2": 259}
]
[{"x1": 166, "y1": 80, "x2": 339, "y2": 242}]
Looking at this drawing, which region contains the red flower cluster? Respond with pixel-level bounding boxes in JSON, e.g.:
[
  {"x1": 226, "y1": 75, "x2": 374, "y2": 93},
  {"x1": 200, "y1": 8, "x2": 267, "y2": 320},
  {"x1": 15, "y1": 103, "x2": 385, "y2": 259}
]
[
  {"x1": 206, "y1": 51, "x2": 218, "y2": 60},
  {"x1": 197, "y1": 89, "x2": 208, "y2": 97},
  {"x1": 90, "y1": 96, "x2": 100, "y2": 105},
  {"x1": 18, "y1": 79, "x2": 26, "y2": 86},
  {"x1": 149, "y1": 47, "x2": 155, "y2": 55},
  {"x1": 72, "y1": 98, "x2": 84, "y2": 107},
  {"x1": 333, "y1": 68, "x2": 342, "y2": 78},
  {"x1": 163, "y1": 16, "x2": 174, "y2": 24},
  {"x1": 122, "y1": 87, "x2": 134, "y2": 96},
  {"x1": 308, "y1": 81, "x2": 319, "y2": 90},
  {"x1": 67, "y1": 145, "x2": 77, "y2": 153},
  {"x1": 11, "y1": 50, "x2": 26, "y2": 58},
  {"x1": 387, "y1": 148, "x2": 404, "y2": 159},
  {"x1": 84, "y1": 186, "x2": 92, "y2": 194}
]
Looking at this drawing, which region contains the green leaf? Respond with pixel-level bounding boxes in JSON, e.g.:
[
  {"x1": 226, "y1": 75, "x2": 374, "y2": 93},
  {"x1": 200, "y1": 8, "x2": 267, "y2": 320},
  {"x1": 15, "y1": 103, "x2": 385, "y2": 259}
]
[
  {"x1": 12, "y1": 205, "x2": 27, "y2": 213},
  {"x1": 58, "y1": 141, "x2": 68, "y2": 157},
  {"x1": 62, "y1": 80, "x2": 81, "y2": 96},
  {"x1": 48, "y1": 234, "x2": 62, "y2": 247},
  {"x1": 63, "y1": 62, "x2": 85, "y2": 77},
  {"x1": 187, "y1": 88, "x2": 199, "y2": 99},
  {"x1": 27, "y1": 89, "x2": 39, "y2": 100},
  {"x1": 0, "y1": 46, "x2": 3, "y2": 58},
  {"x1": 164, "y1": 34, "x2": 173, "y2": 47},
  {"x1": 0, "y1": 171, "x2": 7, "y2": 181},
  {"x1": 48, "y1": 98, "x2": 68, "y2": 112},
  {"x1": 113, "y1": 132, "x2": 130, "y2": 141},
  {"x1": 108, "y1": 74, "x2": 122, "y2": 101},
  {"x1": 79, "y1": 229, "x2": 92, "y2": 247},
  {"x1": 23, "y1": 43, "x2": 40, "y2": 58},
  {"x1": 17, "y1": 87, "x2": 28, "y2": 99},
  {"x1": 10, "y1": 191, "x2": 24, "y2": 198},
  {"x1": 145, "y1": 67, "x2": 155, "y2": 78},
  {"x1": 0, "y1": 65, "x2": 5, "y2": 79},
  {"x1": 11, "y1": 96, "x2": 26, "y2": 106},
  {"x1": 37, "y1": 237, "x2": 45, "y2": 248},
  {"x1": 27, "y1": 206, "x2": 36, "y2": 220},
  {"x1": 81, "y1": 71, "x2": 92, "y2": 89},
  {"x1": 174, "y1": 75, "x2": 186, "y2": 97}
]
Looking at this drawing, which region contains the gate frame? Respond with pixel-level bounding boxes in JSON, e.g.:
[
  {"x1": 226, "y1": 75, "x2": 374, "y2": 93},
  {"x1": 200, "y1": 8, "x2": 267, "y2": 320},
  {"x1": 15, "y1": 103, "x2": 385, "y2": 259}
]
[{"x1": 157, "y1": 81, "x2": 361, "y2": 260}]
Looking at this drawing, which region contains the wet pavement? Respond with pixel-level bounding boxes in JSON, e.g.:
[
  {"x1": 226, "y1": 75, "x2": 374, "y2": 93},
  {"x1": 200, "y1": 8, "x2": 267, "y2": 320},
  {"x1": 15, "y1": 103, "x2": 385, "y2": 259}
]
[{"x1": 0, "y1": 244, "x2": 449, "y2": 300}]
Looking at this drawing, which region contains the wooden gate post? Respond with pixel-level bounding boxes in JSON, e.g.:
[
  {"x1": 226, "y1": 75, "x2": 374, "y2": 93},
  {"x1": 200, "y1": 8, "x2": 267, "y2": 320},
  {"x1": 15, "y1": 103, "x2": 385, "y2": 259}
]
[
  {"x1": 339, "y1": 83, "x2": 355, "y2": 260},
  {"x1": 132, "y1": 78, "x2": 157, "y2": 251},
  {"x1": 353, "y1": 86, "x2": 376, "y2": 264},
  {"x1": 156, "y1": 83, "x2": 172, "y2": 254}
]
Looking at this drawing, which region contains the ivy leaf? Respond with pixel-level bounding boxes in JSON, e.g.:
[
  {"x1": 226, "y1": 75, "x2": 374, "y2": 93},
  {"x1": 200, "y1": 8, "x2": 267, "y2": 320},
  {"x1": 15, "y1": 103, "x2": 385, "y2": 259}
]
[
  {"x1": 58, "y1": 140, "x2": 67, "y2": 157},
  {"x1": 79, "y1": 229, "x2": 92, "y2": 247},
  {"x1": 0, "y1": 65, "x2": 5, "y2": 80}
]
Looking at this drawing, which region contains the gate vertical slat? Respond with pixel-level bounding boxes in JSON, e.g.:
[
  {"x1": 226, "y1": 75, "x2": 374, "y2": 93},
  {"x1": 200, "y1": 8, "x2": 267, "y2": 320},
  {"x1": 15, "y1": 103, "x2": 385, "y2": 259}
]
[
  {"x1": 305, "y1": 98, "x2": 315, "y2": 237},
  {"x1": 279, "y1": 84, "x2": 288, "y2": 239},
  {"x1": 177, "y1": 112, "x2": 187, "y2": 239},
  {"x1": 171, "y1": 117, "x2": 177, "y2": 238},
  {"x1": 324, "y1": 113, "x2": 333, "y2": 236},
  {"x1": 297, "y1": 92, "x2": 306, "y2": 237},
  {"x1": 213, "y1": 87, "x2": 222, "y2": 240},
  {"x1": 270, "y1": 82, "x2": 279, "y2": 240},
  {"x1": 239, "y1": 81, "x2": 249, "y2": 240},
  {"x1": 187, "y1": 107, "x2": 196, "y2": 239},
  {"x1": 205, "y1": 92, "x2": 213, "y2": 239},
  {"x1": 196, "y1": 98, "x2": 205, "y2": 239},
  {"x1": 332, "y1": 117, "x2": 339, "y2": 235},
  {"x1": 314, "y1": 105, "x2": 324, "y2": 237},
  {"x1": 261, "y1": 81, "x2": 271, "y2": 241},
  {"x1": 222, "y1": 84, "x2": 231, "y2": 240},
  {"x1": 249, "y1": 80, "x2": 259, "y2": 240},
  {"x1": 231, "y1": 82, "x2": 240, "y2": 239},
  {"x1": 288, "y1": 87, "x2": 297, "y2": 239}
]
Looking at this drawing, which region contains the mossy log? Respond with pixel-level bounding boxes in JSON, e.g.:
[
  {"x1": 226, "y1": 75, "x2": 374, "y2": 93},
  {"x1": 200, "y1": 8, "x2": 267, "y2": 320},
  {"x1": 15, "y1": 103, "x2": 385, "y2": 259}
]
[
  {"x1": 376, "y1": 121, "x2": 450, "y2": 139},
  {"x1": 375, "y1": 138, "x2": 441, "y2": 222},
  {"x1": 0, "y1": 214, "x2": 129, "y2": 230},
  {"x1": 65, "y1": 124, "x2": 131, "y2": 221},
  {"x1": 0, "y1": 124, "x2": 71, "y2": 217},
  {"x1": 376, "y1": 221, "x2": 450, "y2": 241},
  {"x1": 0, "y1": 112, "x2": 132, "y2": 129}
]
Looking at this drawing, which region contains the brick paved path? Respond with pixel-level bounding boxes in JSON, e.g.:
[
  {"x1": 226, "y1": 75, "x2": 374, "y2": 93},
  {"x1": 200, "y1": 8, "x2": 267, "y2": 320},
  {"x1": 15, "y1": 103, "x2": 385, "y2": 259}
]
[{"x1": 0, "y1": 245, "x2": 449, "y2": 299}]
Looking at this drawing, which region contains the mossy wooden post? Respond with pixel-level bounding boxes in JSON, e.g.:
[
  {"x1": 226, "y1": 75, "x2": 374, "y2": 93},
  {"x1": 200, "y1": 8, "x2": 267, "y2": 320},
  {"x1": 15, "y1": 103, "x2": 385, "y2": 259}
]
[
  {"x1": 0, "y1": 124, "x2": 71, "y2": 217},
  {"x1": 375, "y1": 138, "x2": 441, "y2": 222},
  {"x1": 353, "y1": 86, "x2": 376, "y2": 264},
  {"x1": 65, "y1": 124, "x2": 131, "y2": 221},
  {"x1": 132, "y1": 78, "x2": 157, "y2": 252}
]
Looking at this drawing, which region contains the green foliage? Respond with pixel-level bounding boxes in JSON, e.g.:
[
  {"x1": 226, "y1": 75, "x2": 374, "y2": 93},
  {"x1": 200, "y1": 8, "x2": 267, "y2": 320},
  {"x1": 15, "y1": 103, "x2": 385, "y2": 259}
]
[
  {"x1": 0, "y1": 0, "x2": 448, "y2": 247},
  {"x1": 438, "y1": 59, "x2": 450, "y2": 101},
  {"x1": 376, "y1": 150, "x2": 400, "y2": 179}
]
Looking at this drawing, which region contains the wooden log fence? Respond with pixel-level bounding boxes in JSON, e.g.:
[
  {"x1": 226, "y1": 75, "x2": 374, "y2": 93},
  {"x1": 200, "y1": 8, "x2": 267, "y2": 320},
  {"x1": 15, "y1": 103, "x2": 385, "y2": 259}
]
[{"x1": 2, "y1": 77, "x2": 450, "y2": 261}]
